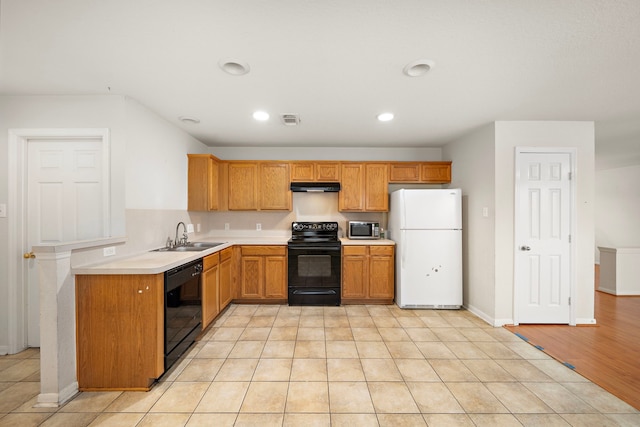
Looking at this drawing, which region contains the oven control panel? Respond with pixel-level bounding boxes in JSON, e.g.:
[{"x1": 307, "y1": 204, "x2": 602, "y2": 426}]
[{"x1": 292, "y1": 222, "x2": 338, "y2": 232}]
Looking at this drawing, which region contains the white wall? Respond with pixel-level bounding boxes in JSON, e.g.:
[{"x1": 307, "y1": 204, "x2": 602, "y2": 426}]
[
  {"x1": 595, "y1": 164, "x2": 640, "y2": 262},
  {"x1": 0, "y1": 95, "x2": 212, "y2": 354},
  {"x1": 124, "y1": 98, "x2": 208, "y2": 210},
  {"x1": 494, "y1": 121, "x2": 595, "y2": 325},
  {"x1": 442, "y1": 124, "x2": 497, "y2": 324},
  {"x1": 211, "y1": 146, "x2": 442, "y2": 161}
]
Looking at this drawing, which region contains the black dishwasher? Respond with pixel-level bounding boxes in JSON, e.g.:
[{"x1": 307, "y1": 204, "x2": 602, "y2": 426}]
[{"x1": 164, "y1": 259, "x2": 203, "y2": 370}]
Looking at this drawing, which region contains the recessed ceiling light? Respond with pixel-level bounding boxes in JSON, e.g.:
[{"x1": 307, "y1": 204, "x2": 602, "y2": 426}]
[
  {"x1": 377, "y1": 112, "x2": 394, "y2": 122},
  {"x1": 218, "y1": 59, "x2": 250, "y2": 76},
  {"x1": 178, "y1": 116, "x2": 200, "y2": 124},
  {"x1": 403, "y1": 59, "x2": 435, "y2": 77},
  {"x1": 253, "y1": 111, "x2": 269, "y2": 121}
]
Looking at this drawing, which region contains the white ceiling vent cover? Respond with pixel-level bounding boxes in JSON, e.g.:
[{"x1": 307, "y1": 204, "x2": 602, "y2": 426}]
[{"x1": 281, "y1": 114, "x2": 300, "y2": 126}]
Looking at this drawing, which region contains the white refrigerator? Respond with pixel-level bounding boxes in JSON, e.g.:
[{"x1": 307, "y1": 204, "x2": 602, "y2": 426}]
[{"x1": 388, "y1": 188, "x2": 462, "y2": 309}]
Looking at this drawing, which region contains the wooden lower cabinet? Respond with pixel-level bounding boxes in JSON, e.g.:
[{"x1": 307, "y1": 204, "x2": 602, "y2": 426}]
[
  {"x1": 219, "y1": 247, "x2": 233, "y2": 309},
  {"x1": 75, "y1": 274, "x2": 164, "y2": 391},
  {"x1": 342, "y1": 245, "x2": 395, "y2": 304},
  {"x1": 237, "y1": 245, "x2": 287, "y2": 302},
  {"x1": 202, "y1": 252, "x2": 220, "y2": 329}
]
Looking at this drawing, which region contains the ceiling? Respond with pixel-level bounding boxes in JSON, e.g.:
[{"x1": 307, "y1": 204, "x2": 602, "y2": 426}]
[{"x1": 1, "y1": 0, "x2": 639, "y2": 167}]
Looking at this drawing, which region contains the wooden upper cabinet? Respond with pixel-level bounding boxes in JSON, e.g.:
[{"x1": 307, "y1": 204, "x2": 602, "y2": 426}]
[
  {"x1": 364, "y1": 163, "x2": 389, "y2": 211},
  {"x1": 227, "y1": 162, "x2": 258, "y2": 210},
  {"x1": 290, "y1": 162, "x2": 315, "y2": 181},
  {"x1": 187, "y1": 154, "x2": 220, "y2": 211},
  {"x1": 339, "y1": 163, "x2": 365, "y2": 211},
  {"x1": 227, "y1": 161, "x2": 291, "y2": 211},
  {"x1": 260, "y1": 162, "x2": 291, "y2": 210},
  {"x1": 291, "y1": 161, "x2": 340, "y2": 182},
  {"x1": 389, "y1": 161, "x2": 452, "y2": 183},
  {"x1": 389, "y1": 162, "x2": 421, "y2": 182},
  {"x1": 421, "y1": 161, "x2": 452, "y2": 183},
  {"x1": 316, "y1": 162, "x2": 340, "y2": 181},
  {"x1": 339, "y1": 162, "x2": 388, "y2": 212}
]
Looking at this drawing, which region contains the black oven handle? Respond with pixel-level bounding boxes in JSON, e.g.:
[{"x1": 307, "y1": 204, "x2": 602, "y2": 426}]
[{"x1": 291, "y1": 289, "x2": 338, "y2": 295}]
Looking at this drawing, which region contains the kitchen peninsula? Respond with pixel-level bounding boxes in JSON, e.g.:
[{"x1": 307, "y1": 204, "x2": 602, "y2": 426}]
[{"x1": 73, "y1": 236, "x2": 395, "y2": 391}]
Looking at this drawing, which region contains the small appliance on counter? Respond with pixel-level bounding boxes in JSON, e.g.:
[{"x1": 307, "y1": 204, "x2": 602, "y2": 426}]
[{"x1": 347, "y1": 221, "x2": 381, "y2": 240}]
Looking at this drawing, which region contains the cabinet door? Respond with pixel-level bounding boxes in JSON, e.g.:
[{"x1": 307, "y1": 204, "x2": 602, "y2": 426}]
[
  {"x1": 264, "y1": 255, "x2": 287, "y2": 298},
  {"x1": 368, "y1": 246, "x2": 395, "y2": 299},
  {"x1": 290, "y1": 162, "x2": 315, "y2": 181},
  {"x1": 188, "y1": 154, "x2": 219, "y2": 211},
  {"x1": 364, "y1": 163, "x2": 389, "y2": 211},
  {"x1": 202, "y1": 263, "x2": 219, "y2": 328},
  {"x1": 339, "y1": 163, "x2": 364, "y2": 211},
  {"x1": 76, "y1": 274, "x2": 164, "y2": 390},
  {"x1": 342, "y1": 246, "x2": 368, "y2": 298},
  {"x1": 219, "y1": 248, "x2": 233, "y2": 309},
  {"x1": 240, "y1": 256, "x2": 263, "y2": 298},
  {"x1": 315, "y1": 162, "x2": 340, "y2": 181},
  {"x1": 228, "y1": 162, "x2": 258, "y2": 210},
  {"x1": 389, "y1": 162, "x2": 420, "y2": 183},
  {"x1": 260, "y1": 162, "x2": 291, "y2": 210},
  {"x1": 421, "y1": 162, "x2": 452, "y2": 183},
  {"x1": 202, "y1": 253, "x2": 220, "y2": 329}
]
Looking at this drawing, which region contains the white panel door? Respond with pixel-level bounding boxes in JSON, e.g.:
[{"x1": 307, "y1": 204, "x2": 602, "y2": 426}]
[
  {"x1": 515, "y1": 152, "x2": 572, "y2": 324},
  {"x1": 26, "y1": 139, "x2": 105, "y2": 345}
]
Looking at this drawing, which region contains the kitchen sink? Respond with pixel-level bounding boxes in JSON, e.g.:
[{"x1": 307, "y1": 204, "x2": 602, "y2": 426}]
[{"x1": 150, "y1": 242, "x2": 225, "y2": 252}]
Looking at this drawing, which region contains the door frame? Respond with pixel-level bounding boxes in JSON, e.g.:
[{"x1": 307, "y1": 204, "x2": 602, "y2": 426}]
[
  {"x1": 513, "y1": 147, "x2": 577, "y2": 326},
  {"x1": 6, "y1": 128, "x2": 110, "y2": 354}
]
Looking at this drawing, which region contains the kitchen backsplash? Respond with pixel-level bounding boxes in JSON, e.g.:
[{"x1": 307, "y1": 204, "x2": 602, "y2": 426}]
[{"x1": 70, "y1": 193, "x2": 385, "y2": 267}]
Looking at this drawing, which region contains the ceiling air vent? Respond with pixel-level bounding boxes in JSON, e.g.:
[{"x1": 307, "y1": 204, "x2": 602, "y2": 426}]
[{"x1": 281, "y1": 114, "x2": 300, "y2": 126}]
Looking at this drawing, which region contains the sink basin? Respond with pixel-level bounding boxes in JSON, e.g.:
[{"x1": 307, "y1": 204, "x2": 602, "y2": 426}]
[
  {"x1": 150, "y1": 242, "x2": 225, "y2": 252},
  {"x1": 187, "y1": 242, "x2": 225, "y2": 248}
]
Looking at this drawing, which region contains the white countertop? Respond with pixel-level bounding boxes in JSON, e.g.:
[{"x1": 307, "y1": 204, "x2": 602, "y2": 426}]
[
  {"x1": 340, "y1": 238, "x2": 396, "y2": 246},
  {"x1": 72, "y1": 236, "x2": 394, "y2": 275}
]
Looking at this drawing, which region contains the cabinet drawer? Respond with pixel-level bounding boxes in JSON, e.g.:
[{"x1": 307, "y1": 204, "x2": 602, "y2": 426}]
[
  {"x1": 241, "y1": 245, "x2": 287, "y2": 256},
  {"x1": 203, "y1": 252, "x2": 219, "y2": 270},
  {"x1": 370, "y1": 245, "x2": 394, "y2": 256},
  {"x1": 220, "y1": 247, "x2": 232, "y2": 262},
  {"x1": 343, "y1": 246, "x2": 367, "y2": 256}
]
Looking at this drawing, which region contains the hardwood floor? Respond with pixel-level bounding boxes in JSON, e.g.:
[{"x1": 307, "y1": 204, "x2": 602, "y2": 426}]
[{"x1": 506, "y1": 267, "x2": 640, "y2": 410}]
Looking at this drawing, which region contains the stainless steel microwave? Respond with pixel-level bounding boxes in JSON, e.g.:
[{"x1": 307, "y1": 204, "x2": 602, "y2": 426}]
[{"x1": 347, "y1": 221, "x2": 381, "y2": 239}]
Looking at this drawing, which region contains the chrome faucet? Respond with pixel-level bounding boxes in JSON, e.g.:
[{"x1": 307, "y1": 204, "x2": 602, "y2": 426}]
[{"x1": 175, "y1": 222, "x2": 188, "y2": 246}]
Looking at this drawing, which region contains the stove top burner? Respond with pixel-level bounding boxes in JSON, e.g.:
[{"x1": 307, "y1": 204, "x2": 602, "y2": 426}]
[{"x1": 288, "y1": 221, "x2": 340, "y2": 246}]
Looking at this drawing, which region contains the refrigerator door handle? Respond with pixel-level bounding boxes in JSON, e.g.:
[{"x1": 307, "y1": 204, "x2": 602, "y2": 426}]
[{"x1": 401, "y1": 229, "x2": 406, "y2": 269}]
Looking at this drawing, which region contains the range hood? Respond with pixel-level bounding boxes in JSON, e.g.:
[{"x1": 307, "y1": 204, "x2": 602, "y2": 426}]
[{"x1": 290, "y1": 182, "x2": 341, "y2": 192}]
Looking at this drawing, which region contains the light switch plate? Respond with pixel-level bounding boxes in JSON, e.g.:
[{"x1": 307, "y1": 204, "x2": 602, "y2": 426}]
[
  {"x1": 186, "y1": 223, "x2": 194, "y2": 233},
  {"x1": 0, "y1": 203, "x2": 6, "y2": 218},
  {"x1": 256, "y1": 223, "x2": 262, "y2": 231}
]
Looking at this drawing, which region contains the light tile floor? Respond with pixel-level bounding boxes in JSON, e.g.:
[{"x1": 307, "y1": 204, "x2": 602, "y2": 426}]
[{"x1": 1, "y1": 304, "x2": 639, "y2": 426}]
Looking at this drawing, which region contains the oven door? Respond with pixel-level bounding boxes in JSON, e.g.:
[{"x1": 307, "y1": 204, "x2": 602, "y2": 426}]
[{"x1": 288, "y1": 245, "x2": 341, "y2": 305}]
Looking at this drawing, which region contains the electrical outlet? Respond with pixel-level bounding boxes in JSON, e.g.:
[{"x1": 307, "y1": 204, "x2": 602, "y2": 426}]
[
  {"x1": 482, "y1": 207, "x2": 489, "y2": 218},
  {"x1": 196, "y1": 223, "x2": 201, "y2": 232},
  {"x1": 103, "y1": 246, "x2": 116, "y2": 257},
  {"x1": 186, "y1": 223, "x2": 194, "y2": 233},
  {"x1": 256, "y1": 223, "x2": 262, "y2": 231},
  {"x1": 224, "y1": 223, "x2": 230, "y2": 230},
  {"x1": 0, "y1": 203, "x2": 6, "y2": 218}
]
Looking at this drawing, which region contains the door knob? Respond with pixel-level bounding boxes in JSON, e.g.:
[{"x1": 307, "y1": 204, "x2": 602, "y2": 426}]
[
  {"x1": 520, "y1": 246, "x2": 531, "y2": 251},
  {"x1": 23, "y1": 252, "x2": 36, "y2": 259}
]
